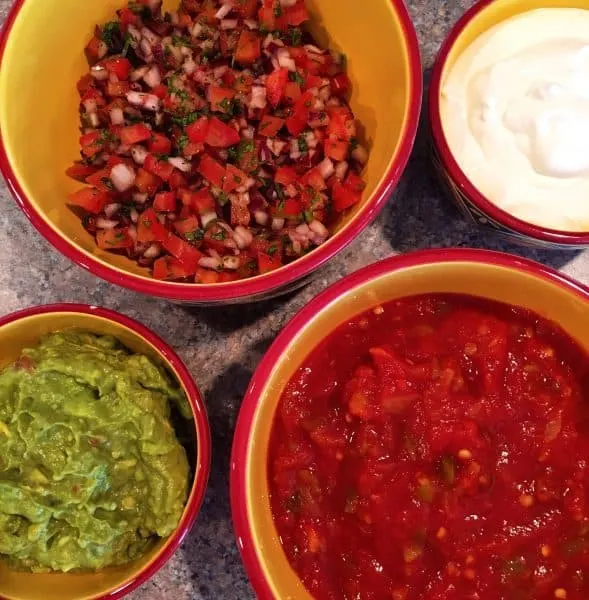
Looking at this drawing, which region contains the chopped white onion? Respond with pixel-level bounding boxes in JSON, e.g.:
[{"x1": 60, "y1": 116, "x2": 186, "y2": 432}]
[
  {"x1": 131, "y1": 145, "x2": 148, "y2": 165},
  {"x1": 244, "y1": 19, "x2": 258, "y2": 29},
  {"x1": 254, "y1": 210, "x2": 269, "y2": 226},
  {"x1": 140, "y1": 26, "x2": 160, "y2": 45},
  {"x1": 143, "y1": 65, "x2": 162, "y2": 88},
  {"x1": 215, "y1": 2, "x2": 232, "y2": 19},
  {"x1": 223, "y1": 255, "x2": 240, "y2": 270},
  {"x1": 276, "y1": 48, "x2": 296, "y2": 71},
  {"x1": 183, "y1": 59, "x2": 198, "y2": 75},
  {"x1": 110, "y1": 164, "x2": 136, "y2": 192},
  {"x1": 104, "y1": 203, "x2": 121, "y2": 218},
  {"x1": 296, "y1": 223, "x2": 310, "y2": 234},
  {"x1": 304, "y1": 44, "x2": 323, "y2": 55},
  {"x1": 318, "y1": 157, "x2": 335, "y2": 180},
  {"x1": 83, "y1": 99, "x2": 97, "y2": 114},
  {"x1": 168, "y1": 157, "x2": 192, "y2": 173},
  {"x1": 96, "y1": 218, "x2": 118, "y2": 229},
  {"x1": 126, "y1": 91, "x2": 161, "y2": 111},
  {"x1": 130, "y1": 66, "x2": 149, "y2": 81},
  {"x1": 89, "y1": 113, "x2": 100, "y2": 128},
  {"x1": 199, "y1": 256, "x2": 222, "y2": 270},
  {"x1": 201, "y1": 211, "x2": 217, "y2": 227},
  {"x1": 90, "y1": 65, "x2": 109, "y2": 81},
  {"x1": 221, "y1": 19, "x2": 238, "y2": 29},
  {"x1": 110, "y1": 107, "x2": 125, "y2": 126},
  {"x1": 192, "y1": 22, "x2": 204, "y2": 37},
  {"x1": 250, "y1": 86, "x2": 267, "y2": 110},
  {"x1": 335, "y1": 161, "x2": 349, "y2": 180},
  {"x1": 133, "y1": 192, "x2": 148, "y2": 204},
  {"x1": 309, "y1": 219, "x2": 328, "y2": 237},
  {"x1": 144, "y1": 244, "x2": 161, "y2": 258},
  {"x1": 272, "y1": 217, "x2": 285, "y2": 231}
]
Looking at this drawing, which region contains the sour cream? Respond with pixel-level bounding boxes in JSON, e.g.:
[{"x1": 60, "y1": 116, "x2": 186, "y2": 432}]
[{"x1": 441, "y1": 8, "x2": 589, "y2": 231}]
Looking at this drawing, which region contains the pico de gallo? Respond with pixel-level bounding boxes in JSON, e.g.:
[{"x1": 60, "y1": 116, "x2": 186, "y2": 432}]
[
  {"x1": 67, "y1": 0, "x2": 368, "y2": 283},
  {"x1": 269, "y1": 294, "x2": 589, "y2": 600}
]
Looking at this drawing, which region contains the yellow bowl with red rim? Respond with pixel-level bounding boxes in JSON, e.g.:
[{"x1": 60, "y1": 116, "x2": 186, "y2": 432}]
[
  {"x1": 230, "y1": 248, "x2": 589, "y2": 599},
  {"x1": 0, "y1": 0, "x2": 421, "y2": 304},
  {"x1": 0, "y1": 304, "x2": 211, "y2": 600},
  {"x1": 429, "y1": 0, "x2": 589, "y2": 249}
]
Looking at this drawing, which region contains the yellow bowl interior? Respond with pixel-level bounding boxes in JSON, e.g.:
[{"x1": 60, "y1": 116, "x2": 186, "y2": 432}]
[
  {"x1": 439, "y1": 0, "x2": 589, "y2": 89},
  {"x1": 0, "y1": 311, "x2": 198, "y2": 600},
  {"x1": 0, "y1": 0, "x2": 415, "y2": 288},
  {"x1": 246, "y1": 261, "x2": 589, "y2": 598}
]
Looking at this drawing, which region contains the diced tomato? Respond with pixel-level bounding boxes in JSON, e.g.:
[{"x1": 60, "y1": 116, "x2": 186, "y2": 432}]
[
  {"x1": 231, "y1": 201, "x2": 251, "y2": 226},
  {"x1": 325, "y1": 137, "x2": 350, "y2": 161},
  {"x1": 285, "y1": 1, "x2": 309, "y2": 25},
  {"x1": 85, "y1": 168, "x2": 114, "y2": 191},
  {"x1": 327, "y1": 106, "x2": 355, "y2": 140},
  {"x1": 105, "y1": 155, "x2": 125, "y2": 169},
  {"x1": 81, "y1": 86, "x2": 106, "y2": 107},
  {"x1": 303, "y1": 74, "x2": 322, "y2": 91},
  {"x1": 77, "y1": 74, "x2": 94, "y2": 96},
  {"x1": 235, "y1": 30, "x2": 261, "y2": 64},
  {"x1": 85, "y1": 36, "x2": 106, "y2": 65},
  {"x1": 223, "y1": 164, "x2": 249, "y2": 193},
  {"x1": 68, "y1": 187, "x2": 110, "y2": 214},
  {"x1": 119, "y1": 7, "x2": 140, "y2": 29},
  {"x1": 103, "y1": 57, "x2": 132, "y2": 81},
  {"x1": 344, "y1": 172, "x2": 366, "y2": 194},
  {"x1": 120, "y1": 124, "x2": 152, "y2": 146},
  {"x1": 198, "y1": 154, "x2": 226, "y2": 188},
  {"x1": 96, "y1": 227, "x2": 132, "y2": 250},
  {"x1": 199, "y1": 0, "x2": 218, "y2": 24},
  {"x1": 174, "y1": 215, "x2": 200, "y2": 236},
  {"x1": 275, "y1": 166, "x2": 298, "y2": 186},
  {"x1": 218, "y1": 272, "x2": 240, "y2": 282},
  {"x1": 332, "y1": 180, "x2": 361, "y2": 212},
  {"x1": 279, "y1": 198, "x2": 302, "y2": 217},
  {"x1": 144, "y1": 154, "x2": 175, "y2": 182},
  {"x1": 137, "y1": 208, "x2": 168, "y2": 242},
  {"x1": 267, "y1": 68, "x2": 289, "y2": 108},
  {"x1": 151, "y1": 84, "x2": 168, "y2": 99},
  {"x1": 162, "y1": 234, "x2": 203, "y2": 273},
  {"x1": 148, "y1": 133, "x2": 172, "y2": 155},
  {"x1": 258, "y1": 115, "x2": 285, "y2": 137},
  {"x1": 66, "y1": 163, "x2": 98, "y2": 182},
  {"x1": 169, "y1": 170, "x2": 188, "y2": 190},
  {"x1": 237, "y1": 140, "x2": 260, "y2": 173},
  {"x1": 106, "y1": 81, "x2": 131, "y2": 97},
  {"x1": 205, "y1": 117, "x2": 241, "y2": 148},
  {"x1": 135, "y1": 168, "x2": 162, "y2": 195},
  {"x1": 286, "y1": 90, "x2": 314, "y2": 135},
  {"x1": 194, "y1": 267, "x2": 220, "y2": 284},
  {"x1": 192, "y1": 189, "x2": 216, "y2": 214},
  {"x1": 203, "y1": 223, "x2": 230, "y2": 253},
  {"x1": 284, "y1": 81, "x2": 302, "y2": 104},
  {"x1": 257, "y1": 240, "x2": 283, "y2": 273},
  {"x1": 80, "y1": 131, "x2": 103, "y2": 158},
  {"x1": 258, "y1": 6, "x2": 276, "y2": 30},
  {"x1": 332, "y1": 73, "x2": 352, "y2": 96},
  {"x1": 208, "y1": 86, "x2": 236, "y2": 112},
  {"x1": 153, "y1": 256, "x2": 193, "y2": 280},
  {"x1": 182, "y1": 141, "x2": 205, "y2": 158},
  {"x1": 301, "y1": 167, "x2": 327, "y2": 191},
  {"x1": 232, "y1": 71, "x2": 254, "y2": 94},
  {"x1": 233, "y1": 0, "x2": 258, "y2": 17},
  {"x1": 186, "y1": 116, "x2": 210, "y2": 143},
  {"x1": 219, "y1": 30, "x2": 240, "y2": 57},
  {"x1": 154, "y1": 191, "x2": 177, "y2": 212}
]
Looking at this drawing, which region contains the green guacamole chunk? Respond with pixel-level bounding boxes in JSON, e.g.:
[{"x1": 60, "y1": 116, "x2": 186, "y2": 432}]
[{"x1": 0, "y1": 332, "x2": 191, "y2": 573}]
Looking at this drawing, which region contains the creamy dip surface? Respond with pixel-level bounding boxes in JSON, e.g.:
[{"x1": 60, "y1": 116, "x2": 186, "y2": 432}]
[{"x1": 441, "y1": 8, "x2": 589, "y2": 232}]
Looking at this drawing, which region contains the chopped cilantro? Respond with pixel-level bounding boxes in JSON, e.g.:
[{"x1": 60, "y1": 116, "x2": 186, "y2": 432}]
[
  {"x1": 304, "y1": 209, "x2": 314, "y2": 223},
  {"x1": 259, "y1": 24, "x2": 269, "y2": 35},
  {"x1": 172, "y1": 34, "x2": 192, "y2": 48},
  {"x1": 100, "y1": 129, "x2": 118, "y2": 143},
  {"x1": 298, "y1": 134, "x2": 308, "y2": 153},
  {"x1": 227, "y1": 146, "x2": 238, "y2": 163},
  {"x1": 266, "y1": 244, "x2": 278, "y2": 256},
  {"x1": 177, "y1": 134, "x2": 189, "y2": 151},
  {"x1": 142, "y1": 219, "x2": 152, "y2": 228},
  {"x1": 100, "y1": 177, "x2": 114, "y2": 190},
  {"x1": 289, "y1": 71, "x2": 305, "y2": 87},
  {"x1": 101, "y1": 21, "x2": 120, "y2": 51},
  {"x1": 170, "y1": 111, "x2": 201, "y2": 127},
  {"x1": 218, "y1": 97, "x2": 240, "y2": 116},
  {"x1": 211, "y1": 229, "x2": 226, "y2": 241},
  {"x1": 184, "y1": 229, "x2": 204, "y2": 242},
  {"x1": 128, "y1": 1, "x2": 150, "y2": 18},
  {"x1": 238, "y1": 140, "x2": 255, "y2": 156},
  {"x1": 122, "y1": 32, "x2": 133, "y2": 57},
  {"x1": 350, "y1": 137, "x2": 359, "y2": 150},
  {"x1": 273, "y1": 4, "x2": 283, "y2": 17},
  {"x1": 217, "y1": 192, "x2": 230, "y2": 206},
  {"x1": 287, "y1": 28, "x2": 303, "y2": 47},
  {"x1": 275, "y1": 183, "x2": 285, "y2": 201},
  {"x1": 156, "y1": 153, "x2": 170, "y2": 161}
]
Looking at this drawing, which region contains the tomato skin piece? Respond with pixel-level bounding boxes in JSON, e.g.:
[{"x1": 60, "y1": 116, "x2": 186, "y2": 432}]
[
  {"x1": 144, "y1": 154, "x2": 175, "y2": 182},
  {"x1": 327, "y1": 106, "x2": 355, "y2": 140},
  {"x1": 332, "y1": 180, "x2": 361, "y2": 212},
  {"x1": 120, "y1": 124, "x2": 152, "y2": 146},
  {"x1": 235, "y1": 30, "x2": 261, "y2": 65},
  {"x1": 66, "y1": 163, "x2": 98, "y2": 182},
  {"x1": 68, "y1": 187, "x2": 110, "y2": 214},
  {"x1": 258, "y1": 115, "x2": 285, "y2": 137},
  {"x1": 267, "y1": 68, "x2": 289, "y2": 108},
  {"x1": 85, "y1": 36, "x2": 106, "y2": 65},
  {"x1": 223, "y1": 164, "x2": 249, "y2": 193},
  {"x1": 344, "y1": 172, "x2": 366, "y2": 194},
  {"x1": 135, "y1": 168, "x2": 162, "y2": 195},
  {"x1": 205, "y1": 117, "x2": 241, "y2": 148},
  {"x1": 198, "y1": 154, "x2": 226, "y2": 188},
  {"x1": 137, "y1": 208, "x2": 168, "y2": 242},
  {"x1": 275, "y1": 166, "x2": 298, "y2": 186},
  {"x1": 162, "y1": 234, "x2": 203, "y2": 273},
  {"x1": 148, "y1": 132, "x2": 172, "y2": 155},
  {"x1": 186, "y1": 117, "x2": 210, "y2": 144},
  {"x1": 103, "y1": 57, "x2": 132, "y2": 81},
  {"x1": 257, "y1": 240, "x2": 283, "y2": 273},
  {"x1": 96, "y1": 227, "x2": 132, "y2": 250},
  {"x1": 325, "y1": 137, "x2": 350, "y2": 161},
  {"x1": 174, "y1": 215, "x2": 200, "y2": 236},
  {"x1": 153, "y1": 191, "x2": 177, "y2": 212}
]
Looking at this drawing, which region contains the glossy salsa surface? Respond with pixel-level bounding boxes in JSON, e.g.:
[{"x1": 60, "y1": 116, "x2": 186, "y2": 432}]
[{"x1": 268, "y1": 294, "x2": 589, "y2": 599}]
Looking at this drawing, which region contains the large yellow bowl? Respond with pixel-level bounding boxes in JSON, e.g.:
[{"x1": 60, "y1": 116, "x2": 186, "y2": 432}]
[
  {"x1": 0, "y1": 0, "x2": 421, "y2": 304},
  {"x1": 230, "y1": 248, "x2": 589, "y2": 599},
  {"x1": 0, "y1": 304, "x2": 211, "y2": 600}
]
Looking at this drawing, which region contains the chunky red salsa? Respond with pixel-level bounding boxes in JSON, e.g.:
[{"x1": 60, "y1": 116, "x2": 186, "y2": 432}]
[
  {"x1": 67, "y1": 0, "x2": 367, "y2": 284},
  {"x1": 268, "y1": 294, "x2": 589, "y2": 600}
]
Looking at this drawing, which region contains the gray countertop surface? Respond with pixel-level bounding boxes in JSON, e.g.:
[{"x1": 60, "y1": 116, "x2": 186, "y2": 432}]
[{"x1": 1, "y1": 1, "x2": 588, "y2": 598}]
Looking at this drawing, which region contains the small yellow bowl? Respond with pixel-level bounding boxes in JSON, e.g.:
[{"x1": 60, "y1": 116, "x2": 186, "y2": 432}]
[
  {"x1": 0, "y1": 0, "x2": 421, "y2": 304},
  {"x1": 0, "y1": 304, "x2": 211, "y2": 600},
  {"x1": 429, "y1": 0, "x2": 589, "y2": 249},
  {"x1": 231, "y1": 248, "x2": 589, "y2": 599}
]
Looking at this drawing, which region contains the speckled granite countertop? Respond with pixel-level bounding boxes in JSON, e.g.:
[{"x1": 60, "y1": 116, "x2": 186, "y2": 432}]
[{"x1": 1, "y1": 0, "x2": 588, "y2": 598}]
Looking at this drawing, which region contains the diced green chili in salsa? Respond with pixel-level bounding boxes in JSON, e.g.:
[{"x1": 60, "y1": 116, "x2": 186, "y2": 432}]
[
  {"x1": 268, "y1": 294, "x2": 589, "y2": 600},
  {"x1": 67, "y1": 0, "x2": 368, "y2": 283}
]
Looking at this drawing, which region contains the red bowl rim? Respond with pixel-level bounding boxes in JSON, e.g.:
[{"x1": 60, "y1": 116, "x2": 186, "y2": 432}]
[
  {"x1": 0, "y1": 303, "x2": 212, "y2": 600},
  {"x1": 230, "y1": 247, "x2": 589, "y2": 600},
  {"x1": 0, "y1": 0, "x2": 422, "y2": 302},
  {"x1": 428, "y1": 0, "x2": 589, "y2": 246}
]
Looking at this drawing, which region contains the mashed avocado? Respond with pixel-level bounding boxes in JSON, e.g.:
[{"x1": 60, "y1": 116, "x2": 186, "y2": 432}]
[{"x1": 0, "y1": 332, "x2": 191, "y2": 573}]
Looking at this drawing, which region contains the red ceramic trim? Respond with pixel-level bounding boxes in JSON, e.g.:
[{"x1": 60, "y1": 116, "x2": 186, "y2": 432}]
[
  {"x1": 230, "y1": 248, "x2": 589, "y2": 600},
  {"x1": 0, "y1": 304, "x2": 211, "y2": 600},
  {"x1": 0, "y1": 0, "x2": 422, "y2": 303},
  {"x1": 428, "y1": 0, "x2": 589, "y2": 246}
]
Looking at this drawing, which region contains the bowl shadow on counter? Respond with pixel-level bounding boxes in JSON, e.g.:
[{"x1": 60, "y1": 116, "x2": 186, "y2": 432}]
[{"x1": 382, "y1": 69, "x2": 583, "y2": 271}]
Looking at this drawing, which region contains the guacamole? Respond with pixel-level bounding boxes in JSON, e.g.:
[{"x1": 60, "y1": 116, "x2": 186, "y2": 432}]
[{"x1": 0, "y1": 332, "x2": 191, "y2": 573}]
